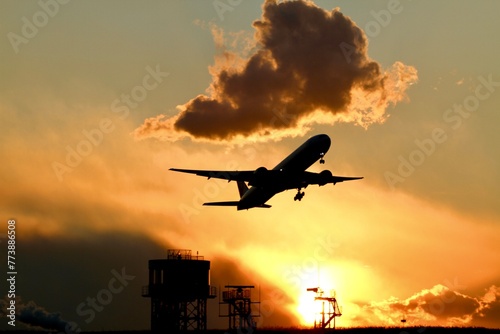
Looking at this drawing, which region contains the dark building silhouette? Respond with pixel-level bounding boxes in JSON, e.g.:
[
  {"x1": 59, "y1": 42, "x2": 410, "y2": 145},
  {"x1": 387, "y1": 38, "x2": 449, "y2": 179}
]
[
  {"x1": 219, "y1": 285, "x2": 260, "y2": 332},
  {"x1": 142, "y1": 249, "x2": 216, "y2": 332}
]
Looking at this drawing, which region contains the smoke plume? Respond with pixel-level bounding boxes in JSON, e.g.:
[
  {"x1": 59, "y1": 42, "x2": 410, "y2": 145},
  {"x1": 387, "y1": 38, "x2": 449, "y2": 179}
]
[
  {"x1": 18, "y1": 301, "x2": 71, "y2": 332},
  {"x1": 0, "y1": 297, "x2": 71, "y2": 332},
  {"x1": 134, "y1": 0, "x2": 417, "y2": 142}
]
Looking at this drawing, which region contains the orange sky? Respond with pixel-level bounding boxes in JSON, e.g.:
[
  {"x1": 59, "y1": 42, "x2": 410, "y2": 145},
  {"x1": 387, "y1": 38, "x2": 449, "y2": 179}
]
[{"x1": 1, "y1": 0, "x2": 499, "y2": 331}]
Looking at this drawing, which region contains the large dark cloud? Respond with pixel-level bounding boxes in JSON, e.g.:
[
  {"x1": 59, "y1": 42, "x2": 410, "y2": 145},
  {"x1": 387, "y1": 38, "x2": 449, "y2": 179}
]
[
  {"x1": 0, "y1": 232, "x2": 164, "y2": 331},
  {"x1": 0, "y1": 231, "x2": 297, "y2": 331},
  {"x1": 134, "y1": 0, "x2": 417, "y2": 142}
]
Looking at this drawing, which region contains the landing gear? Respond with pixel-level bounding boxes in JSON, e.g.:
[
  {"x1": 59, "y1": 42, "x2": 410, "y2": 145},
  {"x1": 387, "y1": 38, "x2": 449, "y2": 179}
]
[
  {"x1": 294, "y1": 189, "x2": 305, "y2": 201},
  {"x1": 319, "y1": 152, "x2": 325, "y2": 164}
]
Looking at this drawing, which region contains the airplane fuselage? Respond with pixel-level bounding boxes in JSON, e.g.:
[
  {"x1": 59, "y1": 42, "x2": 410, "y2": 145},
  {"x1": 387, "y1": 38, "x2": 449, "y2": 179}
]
[{"x1": 237, "y1": 134, "x2": 331, "y2": 210}]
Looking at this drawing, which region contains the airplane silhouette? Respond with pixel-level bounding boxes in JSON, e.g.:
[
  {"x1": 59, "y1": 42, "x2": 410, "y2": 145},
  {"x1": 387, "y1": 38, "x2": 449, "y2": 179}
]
[{"x1": 170, "y1": 134, "x2": 363, "y2": 210}]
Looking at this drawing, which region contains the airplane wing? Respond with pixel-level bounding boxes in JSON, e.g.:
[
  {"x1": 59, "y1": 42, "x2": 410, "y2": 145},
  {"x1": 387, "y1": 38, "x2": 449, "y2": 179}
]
[
  {"x1": 171, "y1": 168, "x2": 362, "y2": 185},
  {"x1": 169, "y1": 168, "x2": 255, "y2": 182},
  {"x1": 203, "y1": 201, "x2": 272, "y2": 208},
  {"x1": 302, "y1": 171, "x2": 363, "y2": 186}
]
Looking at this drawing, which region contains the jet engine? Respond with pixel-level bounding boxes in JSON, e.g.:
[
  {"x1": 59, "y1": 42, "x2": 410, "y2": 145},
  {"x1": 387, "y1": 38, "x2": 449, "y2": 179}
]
[
  {"x1": 318, "y1": 170, "x2": 333, "y2": 186},
  {"x1": 249, "y1": 166, "x2": 269, "y2": 187},
  {"x1": 254, "y1": 166, "x2": 268, "y2": 175}
]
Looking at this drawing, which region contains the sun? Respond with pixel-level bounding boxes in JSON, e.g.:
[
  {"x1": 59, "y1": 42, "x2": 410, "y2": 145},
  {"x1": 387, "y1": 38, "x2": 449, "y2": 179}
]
[
  {"x1": 296, "y1": 289, "x2": 323, "y2": 326},
  {"x1": 291, "y1": 270, "x2": 340, "y2": 327}
]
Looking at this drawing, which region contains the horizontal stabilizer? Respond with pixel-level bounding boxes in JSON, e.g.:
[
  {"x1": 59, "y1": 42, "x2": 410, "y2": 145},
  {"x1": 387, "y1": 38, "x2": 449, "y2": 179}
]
[
  {"x1": 332, "y1": 176, "x2": 363, "y2": 184},
  {"x1": 203, "y1": 201, "x2": 240, "y2": 206}
]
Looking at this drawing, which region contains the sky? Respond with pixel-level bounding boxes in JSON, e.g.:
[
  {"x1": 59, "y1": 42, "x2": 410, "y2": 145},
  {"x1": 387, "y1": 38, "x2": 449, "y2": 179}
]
[{"x1": 1, "y1": 0, "x2": 499, "y2": 331}]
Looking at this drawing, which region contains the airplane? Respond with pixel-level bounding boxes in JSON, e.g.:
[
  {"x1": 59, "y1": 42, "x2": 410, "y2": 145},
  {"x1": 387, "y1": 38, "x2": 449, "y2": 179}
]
[{"x1": 170, "y1": 134, "x2": 363, "y2": 210}]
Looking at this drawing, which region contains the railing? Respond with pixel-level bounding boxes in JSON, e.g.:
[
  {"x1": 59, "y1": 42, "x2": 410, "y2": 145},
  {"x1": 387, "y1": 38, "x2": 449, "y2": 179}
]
[
  {"x1": 167, "y1": 249, "x2": 204, "y2": 260},
  {"x1": 222, "y1": 288, "x2": 252, "y2": 301}
]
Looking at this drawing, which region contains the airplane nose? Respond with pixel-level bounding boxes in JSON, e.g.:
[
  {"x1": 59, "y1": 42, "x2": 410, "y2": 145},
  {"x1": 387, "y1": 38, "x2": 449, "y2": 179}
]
[
  {"x1": 320, "y1": 134, "x2": 330, "y2": 143},
  {"x1": 317, "y1": 134, "x2": 331, "y2": 150}
]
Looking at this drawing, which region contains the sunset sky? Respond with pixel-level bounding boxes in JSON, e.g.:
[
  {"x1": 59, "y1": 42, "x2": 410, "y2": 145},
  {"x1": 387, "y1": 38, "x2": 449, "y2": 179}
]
[{"x1": 1, "y1": 0, "x2": 499, "y2": 331}]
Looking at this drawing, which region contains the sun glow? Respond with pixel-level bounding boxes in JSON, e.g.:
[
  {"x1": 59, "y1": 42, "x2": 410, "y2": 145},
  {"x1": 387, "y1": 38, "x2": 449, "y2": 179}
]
[
  {"x1": 291, "y1": 269, "x2": 341, "y2": 327},
  {"x1": 296, "y1": 290, "x2": 323, "y2": 326}
]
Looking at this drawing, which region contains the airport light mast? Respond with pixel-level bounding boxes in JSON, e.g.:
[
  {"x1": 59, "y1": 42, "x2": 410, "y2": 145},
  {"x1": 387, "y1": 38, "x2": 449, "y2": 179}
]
[{"x1": 306, "y1": 286, "x2": 342, "y2": 330}]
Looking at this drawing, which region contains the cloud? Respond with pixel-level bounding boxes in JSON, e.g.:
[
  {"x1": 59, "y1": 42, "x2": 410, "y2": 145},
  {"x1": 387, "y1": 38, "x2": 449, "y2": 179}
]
[
  {"x1": 351, "y1": 283, "x2": 500, "y2": 328},
  {"x1": 134, "y1": 0, "x2": 417, "y2": 143},
  {"x1": 18, "y1": 300, "x2": 71, "y2": 332},
  {"x1": 0, "y1": 296, "x2": 72, "y2": 332},
  {"x1": 471, "y1": 285, "x2": 500, "y2": 328}
]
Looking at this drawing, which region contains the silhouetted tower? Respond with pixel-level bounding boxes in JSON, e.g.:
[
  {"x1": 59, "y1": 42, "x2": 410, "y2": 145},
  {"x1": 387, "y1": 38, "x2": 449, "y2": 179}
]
[
  {"x1": 219, "y1": 285, "x2": 260, "y2": 333},
  {"x1": 306, "y1": 287, "x2": 342, "y2": 330},
  {"x1": 142, "y1": 249, "x2": 216, "y2": 333}
]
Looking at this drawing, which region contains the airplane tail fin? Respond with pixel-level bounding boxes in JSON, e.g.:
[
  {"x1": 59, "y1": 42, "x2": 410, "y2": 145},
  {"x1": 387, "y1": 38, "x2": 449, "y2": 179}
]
[{"x1": 237, "y1": 181, "x2": 249, "y2": 198}]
